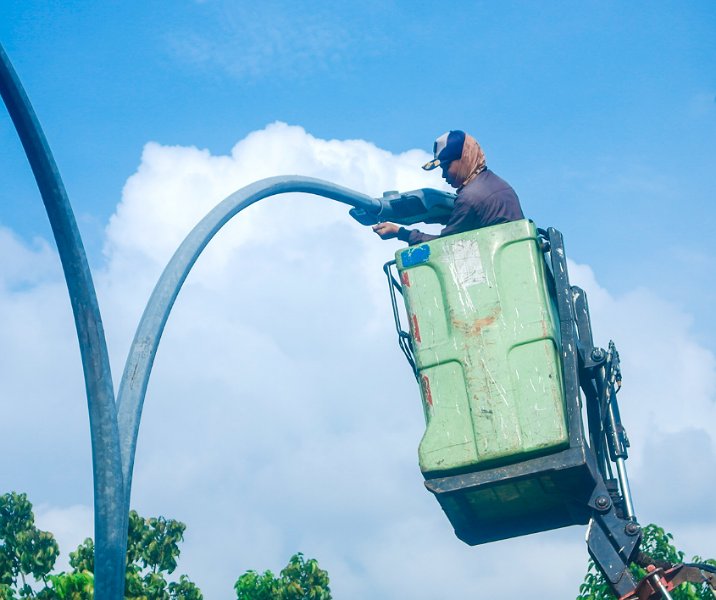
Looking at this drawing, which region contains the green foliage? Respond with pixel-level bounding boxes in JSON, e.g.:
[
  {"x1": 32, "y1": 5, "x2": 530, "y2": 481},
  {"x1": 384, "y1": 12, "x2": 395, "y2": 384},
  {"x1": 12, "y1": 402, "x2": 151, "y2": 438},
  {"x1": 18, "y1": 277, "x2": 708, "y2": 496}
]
[
  {"x1": 127, "y1": 511, "x2": 186, "y2": 576},
  {"x1": 279, "y1": 554, "x2": 331, "y2": 600},
  {"x1": 235, "y1": 553, "x2": 331, "y2": 600},
  {"x1": 67, "y1": 541, "x2": 93, "y2": 575},
  {"x1": 122, "y1": 510, "x2": 195, "y2": 599},
  {"x1": 577, "y1": 524, "x2": 716, "y2": 600},
  {"x1": 167, "y1": 575, "x2": 203, "y2": 600},
  {"x1": 38, "y1": 570, "x2": 94, "y2": 600},
  {"x1": 0, "y1": 492, "x2": 59, "y2": 599},
  {"x1": 1, "y1": 493, "x2": 202, "y2": 600},
  {"x1": 234, "y1": 570, "x2": 279, "y2": 600},
  {"x1": 2, "y1": 491, "x2": 331, "y2": 600}
]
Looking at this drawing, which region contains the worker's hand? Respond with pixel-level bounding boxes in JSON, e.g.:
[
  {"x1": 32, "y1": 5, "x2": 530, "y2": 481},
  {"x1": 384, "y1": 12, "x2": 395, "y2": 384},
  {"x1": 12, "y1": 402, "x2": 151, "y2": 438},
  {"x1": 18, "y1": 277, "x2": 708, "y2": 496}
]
[{"x1": 372, "y1": 222, "x2": 400, "y2": 240}]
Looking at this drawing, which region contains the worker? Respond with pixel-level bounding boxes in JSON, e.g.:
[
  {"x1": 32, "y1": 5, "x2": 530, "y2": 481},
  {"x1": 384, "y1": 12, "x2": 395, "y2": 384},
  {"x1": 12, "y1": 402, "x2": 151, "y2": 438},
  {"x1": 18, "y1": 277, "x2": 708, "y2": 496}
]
[{"x1": 372, "y1": 130, "x2": 524, "y2": 245}]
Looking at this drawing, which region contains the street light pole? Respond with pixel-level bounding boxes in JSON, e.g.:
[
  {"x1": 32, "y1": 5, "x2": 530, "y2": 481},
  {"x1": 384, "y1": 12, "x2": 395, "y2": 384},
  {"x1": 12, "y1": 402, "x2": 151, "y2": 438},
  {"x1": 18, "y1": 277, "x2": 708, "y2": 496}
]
[{"x1": 0, "y1": 44, "x2": 126, "y2": 599}]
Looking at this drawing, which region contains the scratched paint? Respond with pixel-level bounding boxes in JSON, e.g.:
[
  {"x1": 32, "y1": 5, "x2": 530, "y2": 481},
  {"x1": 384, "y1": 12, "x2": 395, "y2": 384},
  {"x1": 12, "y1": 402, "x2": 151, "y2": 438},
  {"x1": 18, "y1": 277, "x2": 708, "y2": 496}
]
[
  {"x1": 410, "y1": 313, "x2": 422, "y2": 343},
  {"x1": 401, "y1": 271, "x2": 410, "y2": 287},
  {"x1": 421, "y1": 375, "x2": 433, "y2": 406},
  {"x1": 451, "y1": 306, "x2": 501, "y2": 337},
  {"x1": 445, "y1": 238, "x2": 486, "y2": 288}
]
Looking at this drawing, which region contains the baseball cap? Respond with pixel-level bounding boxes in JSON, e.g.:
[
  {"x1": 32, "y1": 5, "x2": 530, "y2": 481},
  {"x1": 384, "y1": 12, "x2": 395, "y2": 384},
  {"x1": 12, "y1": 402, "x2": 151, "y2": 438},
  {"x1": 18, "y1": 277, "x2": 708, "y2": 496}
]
[{"x1": 421, "y1": 130, "x2": 466, "y2": 170}]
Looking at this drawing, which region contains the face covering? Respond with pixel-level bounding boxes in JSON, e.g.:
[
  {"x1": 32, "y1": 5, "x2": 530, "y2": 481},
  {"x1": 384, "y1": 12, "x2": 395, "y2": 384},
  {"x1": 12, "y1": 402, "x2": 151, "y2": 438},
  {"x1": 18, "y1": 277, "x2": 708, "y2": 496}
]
[{"x1": 453, "y1": 134, "x2": 486, "y2": 189}]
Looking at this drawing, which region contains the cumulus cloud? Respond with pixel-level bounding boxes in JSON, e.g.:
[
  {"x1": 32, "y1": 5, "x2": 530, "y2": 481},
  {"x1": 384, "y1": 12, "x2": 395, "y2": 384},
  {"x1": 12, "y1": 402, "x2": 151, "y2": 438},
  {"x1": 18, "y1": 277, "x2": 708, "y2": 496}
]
[
  {"x1": 1, "y1": 123, "x2": 714, "y2": 598},
  {"x1": 569, "y1": 260, "x2": 716, "y2": 445}
]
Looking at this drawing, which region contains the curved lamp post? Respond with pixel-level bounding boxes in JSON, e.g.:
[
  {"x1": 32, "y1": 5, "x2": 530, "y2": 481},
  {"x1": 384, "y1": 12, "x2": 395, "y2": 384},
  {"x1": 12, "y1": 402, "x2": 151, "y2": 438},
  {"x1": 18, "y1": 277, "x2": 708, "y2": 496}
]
[
  {"x1": 115, "y1": 176, "x2": 380, "y2": 499},
  {"x1": 0, "y1": 44, "x2": 125, "y2": 597},
  {"x1": 112, "y1": 176, "x2": 384, "y2": 583}
]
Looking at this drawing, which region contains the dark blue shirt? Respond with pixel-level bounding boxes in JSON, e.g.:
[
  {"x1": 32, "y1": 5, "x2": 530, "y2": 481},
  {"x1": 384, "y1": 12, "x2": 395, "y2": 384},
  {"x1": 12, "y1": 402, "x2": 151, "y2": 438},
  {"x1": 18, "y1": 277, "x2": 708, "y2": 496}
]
[{"x1": 399, "y1": 169, "x2": 524, "y2": 245}]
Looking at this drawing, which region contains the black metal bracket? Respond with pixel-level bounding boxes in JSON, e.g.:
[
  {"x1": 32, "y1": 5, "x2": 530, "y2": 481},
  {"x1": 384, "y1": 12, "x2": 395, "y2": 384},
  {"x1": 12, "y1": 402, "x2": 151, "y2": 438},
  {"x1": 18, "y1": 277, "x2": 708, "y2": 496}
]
[{"x1": 586, "y1": 486, "x2": 642, "y2": 597}]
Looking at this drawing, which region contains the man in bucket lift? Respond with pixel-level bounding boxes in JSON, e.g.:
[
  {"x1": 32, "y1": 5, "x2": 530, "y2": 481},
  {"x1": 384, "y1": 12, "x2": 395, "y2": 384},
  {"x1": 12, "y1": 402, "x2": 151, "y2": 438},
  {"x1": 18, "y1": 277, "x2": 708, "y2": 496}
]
[{"x1": 373, "y1": 130, "x2": 524, "y2": 245}]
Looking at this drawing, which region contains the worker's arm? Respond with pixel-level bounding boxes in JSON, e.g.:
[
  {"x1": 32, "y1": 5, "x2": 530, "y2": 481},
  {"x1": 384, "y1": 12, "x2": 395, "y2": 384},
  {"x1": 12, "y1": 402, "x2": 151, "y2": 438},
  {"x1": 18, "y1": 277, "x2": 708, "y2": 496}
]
[
  {"x1": 373, "y1": 192, "x2": 475, "y2": 245},
  {"x1": 372, "y1": 222, "x2": 439, "y2": 244}
]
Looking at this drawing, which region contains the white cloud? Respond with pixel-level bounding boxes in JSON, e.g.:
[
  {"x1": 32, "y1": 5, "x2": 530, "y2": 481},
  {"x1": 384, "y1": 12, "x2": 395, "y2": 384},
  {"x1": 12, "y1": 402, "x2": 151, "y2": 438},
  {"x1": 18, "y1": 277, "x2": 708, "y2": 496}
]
[
  {"x1": 2, "y1": 123, "x2": 714, "y2": 598},
  {"x1": 568, "y1": 260, "x2": 716, "y2": 446},
  {"x1": 0, "y1": 227, "x2": 58, "y2": 289}
]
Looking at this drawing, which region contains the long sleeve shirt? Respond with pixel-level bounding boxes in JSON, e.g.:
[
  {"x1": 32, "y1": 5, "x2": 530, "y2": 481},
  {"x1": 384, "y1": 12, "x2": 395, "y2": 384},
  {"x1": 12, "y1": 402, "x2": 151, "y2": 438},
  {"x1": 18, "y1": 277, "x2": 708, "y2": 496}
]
[{"x1": 397, "y1": 169, "x2": 524, "y2": 245}]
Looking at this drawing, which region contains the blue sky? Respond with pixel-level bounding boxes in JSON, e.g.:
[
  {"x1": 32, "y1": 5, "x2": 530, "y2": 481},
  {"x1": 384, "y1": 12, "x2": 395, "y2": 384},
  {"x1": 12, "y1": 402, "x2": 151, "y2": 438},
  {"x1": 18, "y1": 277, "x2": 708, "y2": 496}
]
[
  {"x1": 2, "y1": 0, "x2": 715, "y2": 342},
  {"x1": 1, "y1": 1, "x2": 715, "y2": 598}
]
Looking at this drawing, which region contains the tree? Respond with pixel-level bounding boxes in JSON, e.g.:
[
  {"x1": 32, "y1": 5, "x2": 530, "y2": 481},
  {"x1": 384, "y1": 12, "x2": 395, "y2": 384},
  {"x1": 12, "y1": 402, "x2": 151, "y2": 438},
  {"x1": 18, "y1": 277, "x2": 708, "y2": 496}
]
[
  {"x1": 0, "y1": 492, "x2": 59, "y2": 599},
  {"x1": 67, "y1": 511, "x2": 202, "y2": 600},
  {"x1": 234, "y1": 570, "x2": 278, "y2": 600},
  {"x1": 578, "y1": 524, "x2": 716, "y2": 600},
  {"x1": 234, "y1": 553, "x2": 331, "y2": 600},
  {"x1": 38, "y1": 571, "x2": 94, "y2": 600},
  {"x1": 2, "y1": 491, "x2": 330, "y2": 600},
  {"x1": 0, "y1": 493, "x2": 202, "y2": 599}
]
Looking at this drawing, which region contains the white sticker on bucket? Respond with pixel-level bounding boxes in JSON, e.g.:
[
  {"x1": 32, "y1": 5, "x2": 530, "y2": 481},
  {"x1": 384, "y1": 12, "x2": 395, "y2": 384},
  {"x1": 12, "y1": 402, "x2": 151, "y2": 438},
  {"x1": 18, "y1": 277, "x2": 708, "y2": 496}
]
[{"x1": 447, "y1": 239, "x2": 486, "y2": 288}]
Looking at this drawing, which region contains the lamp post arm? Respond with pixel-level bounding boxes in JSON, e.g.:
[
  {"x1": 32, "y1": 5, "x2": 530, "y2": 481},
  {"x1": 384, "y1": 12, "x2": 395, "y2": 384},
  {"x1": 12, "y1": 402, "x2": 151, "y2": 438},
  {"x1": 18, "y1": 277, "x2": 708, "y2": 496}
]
[{"x1": 115, "y1": 175, "x2": 379, "y2": 496}]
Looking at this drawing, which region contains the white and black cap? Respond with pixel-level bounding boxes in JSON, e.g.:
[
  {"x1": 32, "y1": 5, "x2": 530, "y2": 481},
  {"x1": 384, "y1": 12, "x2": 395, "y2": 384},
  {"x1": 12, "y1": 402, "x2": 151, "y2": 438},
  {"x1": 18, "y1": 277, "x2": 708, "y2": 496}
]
[{"x1": 421, "y1": 130, "x2": 466, "y2": 170}]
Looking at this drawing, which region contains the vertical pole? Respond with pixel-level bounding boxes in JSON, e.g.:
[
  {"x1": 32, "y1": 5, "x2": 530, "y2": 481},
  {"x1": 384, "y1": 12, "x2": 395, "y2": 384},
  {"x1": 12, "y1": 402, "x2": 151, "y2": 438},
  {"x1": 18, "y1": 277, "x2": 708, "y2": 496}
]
[
  {"x1": 649, "y1": 571, "x2": 675, "y2": 600},
  {"x1": 0, "y1": 44, "x2": 125, "y2": 598}
]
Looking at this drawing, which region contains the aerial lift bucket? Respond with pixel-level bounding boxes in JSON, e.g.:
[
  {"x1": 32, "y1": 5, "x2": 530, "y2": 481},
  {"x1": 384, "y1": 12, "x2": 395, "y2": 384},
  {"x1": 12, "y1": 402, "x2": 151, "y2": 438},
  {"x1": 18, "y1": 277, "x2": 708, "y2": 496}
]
[{"x1": 386, "y1": 220, "x2": 599, "y2": 544}]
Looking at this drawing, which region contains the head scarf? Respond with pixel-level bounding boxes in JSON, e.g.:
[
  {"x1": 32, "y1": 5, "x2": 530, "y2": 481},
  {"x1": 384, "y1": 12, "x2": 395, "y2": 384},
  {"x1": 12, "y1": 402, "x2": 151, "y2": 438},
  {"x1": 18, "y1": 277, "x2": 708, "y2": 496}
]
[{"x1": 452, "y1": 134, "x2": 486, "y2": 189}]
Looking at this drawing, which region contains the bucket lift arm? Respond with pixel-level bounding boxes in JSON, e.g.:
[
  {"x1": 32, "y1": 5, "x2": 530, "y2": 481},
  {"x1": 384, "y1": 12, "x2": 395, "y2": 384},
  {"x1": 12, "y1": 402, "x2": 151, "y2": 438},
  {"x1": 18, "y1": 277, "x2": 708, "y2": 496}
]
[
  {"x1": 542, "y1": 227, "x2": 642, "y2": 598},
  {"x1": 544, "y1": 228, "x2": 716, "y2": 600}
]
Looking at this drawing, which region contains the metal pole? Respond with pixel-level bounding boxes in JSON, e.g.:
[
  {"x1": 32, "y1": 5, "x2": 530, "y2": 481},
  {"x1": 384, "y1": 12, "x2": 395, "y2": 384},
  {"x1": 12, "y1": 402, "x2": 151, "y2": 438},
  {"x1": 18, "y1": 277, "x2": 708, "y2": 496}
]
[
  {"x1": 110, "y1": 176, "x2": 385, "y2": 583},
  {"x1": 0, "y1": 44, "x2": 125, "y2": 598},
  {"x1": 115, "y1": 176, "x2": 381, "y2": 495},
  {"x1": 1, "y1": 56, "x2": 393, "y2": 595},
  {"x1": 613, "y1": 444, "x2": 635, "y2": 519},
  {"x1": 649, "y1": 571, "x2": 675, "y2": 600}
]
